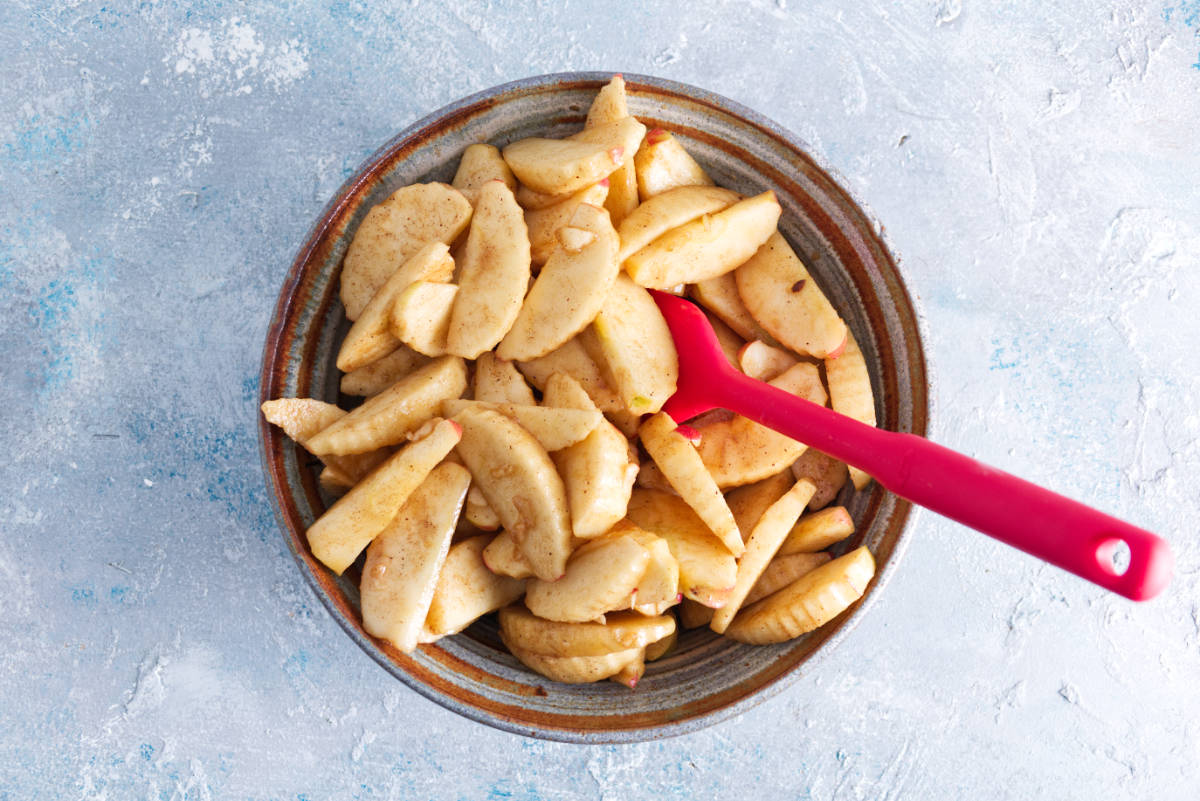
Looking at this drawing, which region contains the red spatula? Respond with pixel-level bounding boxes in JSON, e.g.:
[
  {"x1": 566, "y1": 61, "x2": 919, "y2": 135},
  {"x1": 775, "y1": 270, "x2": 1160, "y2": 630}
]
[{"x1": 650, "y1": 290, "x2": 1173, "y2": 601}]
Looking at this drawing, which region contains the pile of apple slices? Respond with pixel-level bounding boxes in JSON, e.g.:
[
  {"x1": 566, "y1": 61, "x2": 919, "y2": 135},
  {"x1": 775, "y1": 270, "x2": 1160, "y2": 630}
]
[{"x1": 262, "y1": 76, "x2": 881, "y2": 687}]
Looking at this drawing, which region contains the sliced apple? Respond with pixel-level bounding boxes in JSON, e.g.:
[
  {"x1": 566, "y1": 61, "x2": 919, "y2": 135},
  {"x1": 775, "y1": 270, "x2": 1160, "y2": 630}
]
[
  {"x1": 735, "y1": 231, "x2": 847, "y2": 358},
  {"x1": 790, "y1": 448, "x2": 850, "y2": 510},
  {"x1": 622, "y1": 527, "x2": 681, "y2": 616},
  {"x1": 678, "y1": 598, "x2": 715, "y2": 629},
  {"x1": 725, "y1": 546, "x2": 875, "y2": 644},
  {"x1": 451, "y1": 406, "x2": 572, "y2": 581},
  {"x1": 499, "y1": 605, "x2": 675, "y2": 657},
  {"x1": 451, "y1": 143, "x2": 517, "y2": 207},
  {"x1": 503, "y1": 639, "x2": 642, "y2": 684},
  {"x1": 425, "y1": 533, "x2": 527, "y2": 637},
  {"x1": 543, "y1": 373, "x2": 638, "y2": 539},
  {"x1": 340, "y1": 183, "x2": 472, "y2": 320},
  {"x1": 586, "y1": 73, "x2": 635, "y2": 228},
  {"x1": 644, "y1": 628, "x2": 676, "y2": 662},
  {"x1": 464, "y1": 483, "x2": 501, "y2": 531},
  {"x1": 481, "y1": 528, "x2": 534, "y2": 579},
  {"x1": 473, "y1": 351, "x2": 536, "y2": 405},
  {"x1": 690, "y1": 272, "x2": 778, "y2": 345},
  {"x1": 389, "y1": 280, "x2": 458, "y2": 357},
  {"x1": 441, "y1": 399, "x2": 601, "y2": 452},
  {"x1": 610, "y1": 653, "x2": 646, "y2": 688},
  {"x1": 336, "y1": 242, "x2": 454, "y2": 372},
  {"x1": 446, "y1": 180, "x2": 531, "y2": 359},
  {"x1": 711, "y1": 479, "x2": 816, "y2": 633},
  {"x1": 524, "y1": 182, "x2": 609, "y2": 267},
  {"x1": 633, "y1": 129, "x2": 714, "y2": 200},
  {"x1": 725, "y1": 471, "x2": 795, "y2": 539},
  {"x1": 694, "y1": 362, "x2": 827, "y2": 487},
  {"x1": 579, "y1": 274, "x2": 678, "y2": 414},
  {"x1": 825, "y1": 330, "x2": 876, "y2": 490},
  {"x1": 640, "y1": 412, "x2": 743, "y2": 556},
  {"x1": 306, "y1": 418, "x2": 461, "y2": 574},
  {"x1": 779, "y1": 506, "x2": 855, "y2": 555},
  {"x1": 339, "y1": 345, "x2": 429, "y2": 397},
  {"x1": 625, "y1": 489, "x2": 737, "y2": 608},
  {"x1": 738, "y1": 340, "x2": 799, "y2": 382},
  {"x1": 743, "y1": 551, "x2": 831, "y2": 607},
  {"x1": 624, "y1": 191, "x2": 781, "y2": 289},
  {"x1": 616, "y1": 185, "x2": 741, "y2": 262},
  {"x1": 360, "y1": 462, "x2": 471, "y2": 652},
  {"x1": 502, "y1": 137, "x2": 620, "y2": 196},
  {"x1": 306, "y1": 356, "x2": 467, "y2": 455},
  {"x1": 524, "y1": 527, "x2": 652, "y2": 622},
  {"x1": 499, "y1": 202, "x2": 620, "y2": 361}
]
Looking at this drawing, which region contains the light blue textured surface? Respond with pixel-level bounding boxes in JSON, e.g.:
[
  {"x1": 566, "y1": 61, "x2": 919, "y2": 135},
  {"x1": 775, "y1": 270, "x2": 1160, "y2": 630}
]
[{"x1": 2, "y1": 1, "x2": 1198, "y2": 798}]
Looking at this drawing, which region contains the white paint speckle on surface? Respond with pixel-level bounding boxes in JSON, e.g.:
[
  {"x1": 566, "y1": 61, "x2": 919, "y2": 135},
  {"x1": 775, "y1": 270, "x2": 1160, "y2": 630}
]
[{"x1": 1, "y1": 0, "x2": 1198, "y2": 797}]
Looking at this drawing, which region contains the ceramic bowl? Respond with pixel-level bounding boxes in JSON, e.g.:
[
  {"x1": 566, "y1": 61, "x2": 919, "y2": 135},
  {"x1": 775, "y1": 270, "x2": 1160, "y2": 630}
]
[{"x1": 259, "y1": 72, "x2": 929, "y2": 742}]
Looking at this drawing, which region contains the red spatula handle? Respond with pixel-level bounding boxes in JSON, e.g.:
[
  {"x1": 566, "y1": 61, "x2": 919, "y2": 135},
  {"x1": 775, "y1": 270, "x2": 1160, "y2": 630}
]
[{"x1": 710, "y1": 373, "x2": 1173, "y2": 601}]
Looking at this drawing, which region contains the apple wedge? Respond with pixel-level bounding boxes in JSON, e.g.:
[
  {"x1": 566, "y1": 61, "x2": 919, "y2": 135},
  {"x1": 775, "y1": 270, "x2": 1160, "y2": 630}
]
[
  {"x1": 524, "y1": 182, "x2": 609, "y2": 267},
  {"x1": 464, "y1": 484, "x2": 500, "y2": 531},
  {"x1": 336, "y1": 242, "x2": 455, "y2": 372},
  {"x1": 451, "y1": 143, "x2": 517, "y2": 207},
  {"x1": 516, "y1": 336, "x2": 624, "y2": 416},
  {"x1": 725, "y1": 471, "x2": 795, "y2": 539},
  {"x1": 790, "y1": 448, "x2": 850, "y2": 510},
  {"x1": 360, "y1": 462, "x2": 471, "y2": 652},
  {"x1": 579, "y1": 274, "x2": 678, "y2": 414},
  {"x1": 524, "y1": 526, "x2": 652, "y2": 622},
  {"x1": 261, "y1": 398, "x2": 394, "y2": 485},
  {"x1": 738, "y1": 340, "x2": 799, "y2": 382},
  {"x1": 543, "y1": 373, "x2": 638, "y2": 539},
  {"x1": 389, "y1": 280, "x2": 458, "y2": 357},
  {"x1": 639, "y1": 412, "x2": 743, "y2": 557},
  {"x1": 340, "y1": 183, "x2": 472, "y2": 320},
  {"x1": 678, "y1": 598, "x2": 715, "y2": 629},
  {"x1": 644, "y1": 629, "x2": 676, "y2": 661},
  {"x1": 690, "y1": 272, "x2": 778, "y2": 345},
  {"x1": 305, "y1": 418, "x2": 461, "y2": 574},
  {"x1": 261, "y1": 398, "x2": 345, "y2": 446},
  {"x1": 616, "y1": 185, "x2": 741, "y2": 262},
  {"x1": 825, "y1": 331, "x2": 876, "y2": 490},
  {"x1": 694, "y1": 362, "x2": 827, "y2": 488},
  {"x1": 446, "y1": 180, "x2": 531, "y2": 359},
  {"x1": 424, "y1": 533, "x2": 527, "y2": 637},
  {"x1": 743, "y1": 551, "x2": 832, "y2": 607},
  {"x1": 626, "y1": 489, "x2": 737, "y2": 608},
  {"x1": 585, "y1": 76, "x2": 638, "y2": 225},
  {"x1": 503, "y1": 639, "x2": 643, "y2": 684},
  {"x1": 451, "y1": 406, "x2": 572, "y2": 581},
  {"x1": 711, "y1": 479, "x2": 816, "y2": 634},
  {"x1": 502, "y1": 136, "x2": 621, "y2": 196},
  {"x1": 481, "y1": 529, "x2": 534, "y2": 579},
  {"x1": 499, "y1": 202, "x2": 620, "y2": 361},
  {"x1": 473, "y1": 351, "x2": 536, "y2": 405},
  {"x1": 610, "y1": 653, "x2": 646, "y2": 689},
  {"x1": 779, "y1": 506, "x2": 855, "y2": 555},
  {"x1": 441, "y1": 399, "x2": 601, "y2": 452},
  {"x1": 725, "y1": 546, "x2": 875, "y2": 644},
  {"x1": 705, "y1": 312, "x2": 747, "y2": 369},
  {"x1": 735, "y1": 231, "x2": 847, "y2": 358},
  {"x1": 306, "y1": 356, "x2": 467, "y2": 455},
  {"x1": 633, "y1": 129, "x2": 714, "y2": 200},
  {"x1": 339, "y1": 345, "x2": 429, "y2": 397},
  {"x1": 622, "y1": 528, "x2": 681, "y2": 616},
  {"x1": 624, "y1": 191, "x2": 781, "y2": 289},
  {"x1": 499, "y1": 606, "x2": 675, "y2": 657}
]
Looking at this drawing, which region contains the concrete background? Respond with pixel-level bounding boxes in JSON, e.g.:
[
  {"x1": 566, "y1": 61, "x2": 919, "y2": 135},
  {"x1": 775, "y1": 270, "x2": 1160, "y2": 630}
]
[{"x1": 2, "y1": 1, "x2": 1198, "y2": 798}]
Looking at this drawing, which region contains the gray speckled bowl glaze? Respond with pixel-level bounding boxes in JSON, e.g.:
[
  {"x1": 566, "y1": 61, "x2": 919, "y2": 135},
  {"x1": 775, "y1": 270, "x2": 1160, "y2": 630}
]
[{"x1": 259, "y1": 73, "x2": 929, "y2": 743}]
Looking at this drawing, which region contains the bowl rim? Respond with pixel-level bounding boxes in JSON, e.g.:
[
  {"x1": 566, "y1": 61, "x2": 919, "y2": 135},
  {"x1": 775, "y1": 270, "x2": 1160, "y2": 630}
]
[{"x1": 259, "y1": 70, "x2": 932, "y2": 743}]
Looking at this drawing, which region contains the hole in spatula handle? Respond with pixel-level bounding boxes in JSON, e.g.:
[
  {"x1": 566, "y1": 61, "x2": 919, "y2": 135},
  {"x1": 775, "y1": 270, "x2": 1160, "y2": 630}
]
[{"x1": 1095, "y1": 537, "x2": 1132, "y2": 576}]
